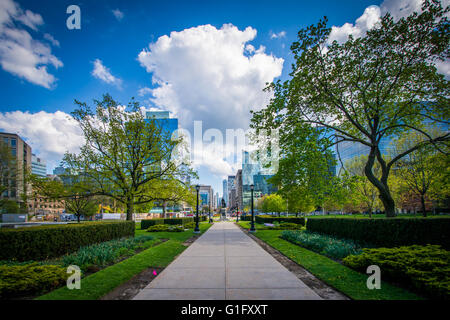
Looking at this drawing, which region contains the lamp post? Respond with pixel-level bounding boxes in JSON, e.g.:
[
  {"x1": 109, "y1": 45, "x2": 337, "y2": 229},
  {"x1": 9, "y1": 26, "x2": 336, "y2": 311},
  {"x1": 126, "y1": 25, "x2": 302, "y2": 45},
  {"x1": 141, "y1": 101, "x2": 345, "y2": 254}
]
[
  {"x1": 209, "y1": 204, "x2": 213, "y2": 223},
  {"x1": 250, "y1": 184, "x2": 256, "y2": 232},
  {"x1": 194, "y1": 185, "x2": 200, "y2": 233}
]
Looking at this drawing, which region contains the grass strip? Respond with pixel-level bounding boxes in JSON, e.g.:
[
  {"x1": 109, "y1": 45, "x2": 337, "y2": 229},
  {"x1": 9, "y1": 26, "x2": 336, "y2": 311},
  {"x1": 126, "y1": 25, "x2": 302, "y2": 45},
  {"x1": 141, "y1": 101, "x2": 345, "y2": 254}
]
[
  {"x1": 237, "y1": 221, "x2": 422, "y2": 300},
  {"x1": 36, "y1": 240, "x2": 185, "y2": 300},
  {"x1": 37, "y1": 222, "x2": 212, "y2": 300}
]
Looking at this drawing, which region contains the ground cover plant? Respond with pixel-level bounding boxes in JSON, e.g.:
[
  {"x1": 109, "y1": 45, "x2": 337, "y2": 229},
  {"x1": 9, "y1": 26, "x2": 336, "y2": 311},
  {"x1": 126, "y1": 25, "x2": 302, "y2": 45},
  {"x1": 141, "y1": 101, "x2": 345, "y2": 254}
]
[
  {"x1": 146, "y1": 224, "x2": 184, "y2": 232},
  {"x1": 0, "y1": 263, "x2": 68, "y2": 299},
  {"x1": 343, "y1": 245, "x2": 450, "y2": 299},
  {"x1": 281, "y1": 230, "x2": 366, "y2": 260}
]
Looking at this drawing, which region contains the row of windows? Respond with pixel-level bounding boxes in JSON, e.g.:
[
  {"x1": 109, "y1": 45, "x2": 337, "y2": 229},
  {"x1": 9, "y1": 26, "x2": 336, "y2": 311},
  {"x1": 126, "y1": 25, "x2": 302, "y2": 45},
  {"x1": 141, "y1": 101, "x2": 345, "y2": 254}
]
[{"x1": 3, "y1": 137, "x2": 17, "y2": 147}]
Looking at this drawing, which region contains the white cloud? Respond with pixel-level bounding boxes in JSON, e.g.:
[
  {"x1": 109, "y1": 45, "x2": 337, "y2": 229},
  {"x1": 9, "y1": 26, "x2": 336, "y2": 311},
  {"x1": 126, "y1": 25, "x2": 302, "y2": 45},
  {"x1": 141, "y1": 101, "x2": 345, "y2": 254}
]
[
  {"x1": 92, "y1": 59, "x2": 122, "y2": 87},
  {"x1": 327, "y1": 0, "x2": 449, "y2": 77},
  {"x1": 43, "y1": 33, "x2": 60, "y2": 47},
  {"x1": 270, "y1": 30, "x2": 286, "y2": 39},
  {"x1": 112, "y1": 9, "x2": 124, "y2": 21},
  {"x1": 138, "y1": 87, "x2": 152, "y2": 96},
  {"x1": 0, "y1": 110, "x2": 84, "y2": 171},
  {"x1": 137, "y1": 23, "x2": 283, "y2": 131},
  {"x1": 0, "y1": 0, "x2": 63, "y2": 89},
  {"x1": 137, "y1": 24, "x2": 283, "y2": 176}
]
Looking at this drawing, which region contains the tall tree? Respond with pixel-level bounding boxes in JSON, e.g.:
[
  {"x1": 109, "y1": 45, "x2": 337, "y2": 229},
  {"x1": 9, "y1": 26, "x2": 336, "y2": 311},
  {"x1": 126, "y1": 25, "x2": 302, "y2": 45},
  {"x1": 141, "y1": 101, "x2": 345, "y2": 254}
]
[
  {"x1": 263, "y1": 194, "x2": 286, "y2": 217},
  {"x1": 64, "y1": 94, "x2": 195, "y2": 220},
  {"x1": 251, "y1": 0, "x2": 449, "y2": 217},
  {"x1": 30, "y1": 173, "x2": 97, "y2": 223},
  {"x1": 392, "y1": 130, "x2": 449, "y2": 217}
]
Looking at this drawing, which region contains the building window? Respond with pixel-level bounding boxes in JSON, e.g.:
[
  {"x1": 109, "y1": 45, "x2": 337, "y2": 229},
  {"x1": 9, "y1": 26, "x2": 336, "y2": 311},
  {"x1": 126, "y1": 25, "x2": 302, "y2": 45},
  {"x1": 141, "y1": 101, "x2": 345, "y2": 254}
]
[{"x1": 10, "y1": 139, "x2": 16, "y2": 147}]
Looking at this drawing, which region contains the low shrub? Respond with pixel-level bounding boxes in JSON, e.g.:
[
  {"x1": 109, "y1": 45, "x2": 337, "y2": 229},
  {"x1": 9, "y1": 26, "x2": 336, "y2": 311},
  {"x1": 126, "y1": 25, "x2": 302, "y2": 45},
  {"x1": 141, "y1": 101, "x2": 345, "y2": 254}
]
[
  {"x1": 184, "y1": 221, "x2": 196, "y2": 229},
  {"x1": 146, "y1": 224, "x2": 184, "y2": 232},
  {"x1": 0, "y1": 221, "x2": 135, "y2": 261},
  {"x1": 281, "y1": 230, "x2": 364, "y2": 260},
  {"x1": 0, "y1": 263, "x2": 68, "y2": 299},
  {"x1": 255, "y1": 215, "x2": 305, "y2": 226},
  {"x1": 306, "y1": 217, "x2": 450, "y2": 248},
  {"x1": 343, "y1": 245, "x2": 450, "y2": 299}
]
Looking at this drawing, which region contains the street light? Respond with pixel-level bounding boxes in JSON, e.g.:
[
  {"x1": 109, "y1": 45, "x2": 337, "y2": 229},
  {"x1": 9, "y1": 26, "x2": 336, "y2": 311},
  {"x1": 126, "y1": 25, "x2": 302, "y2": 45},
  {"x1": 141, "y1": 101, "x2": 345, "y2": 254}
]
[
  {"x1": 194, "y1": 185, "x2": 200, "y2": 233},
  {"x1": 209, "y1": 203, "x2": 213, "y2": 223},
  {"x1": 250, "y1": 184, "x2": 256, "y2": 232}
]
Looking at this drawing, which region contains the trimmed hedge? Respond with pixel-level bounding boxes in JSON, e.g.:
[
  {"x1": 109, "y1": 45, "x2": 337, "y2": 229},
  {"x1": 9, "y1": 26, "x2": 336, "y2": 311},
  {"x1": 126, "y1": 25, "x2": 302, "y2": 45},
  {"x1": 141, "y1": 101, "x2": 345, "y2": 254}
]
[
  {"x1": 307, "y1": 218, "x2": 450, "y2": 248},
  {"x1": 141, "y1": 218, "x2": 165, "y2": 229},
  {"x1": 0, "y1": 221, "x2": 135, "y2": 261},
  {"x1": 255, "y1": 215, "x2": 305, "y2": 226},
  {"x1": 141, "y1": 216, "x2": 208, "y2": 229}
]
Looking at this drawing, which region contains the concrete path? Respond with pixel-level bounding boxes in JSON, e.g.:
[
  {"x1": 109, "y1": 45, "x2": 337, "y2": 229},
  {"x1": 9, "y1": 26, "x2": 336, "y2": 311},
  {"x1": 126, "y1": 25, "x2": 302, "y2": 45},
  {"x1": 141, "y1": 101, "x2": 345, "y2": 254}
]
[{"x1": 133, "y1": 222, "x2": 322, "y2": 300}]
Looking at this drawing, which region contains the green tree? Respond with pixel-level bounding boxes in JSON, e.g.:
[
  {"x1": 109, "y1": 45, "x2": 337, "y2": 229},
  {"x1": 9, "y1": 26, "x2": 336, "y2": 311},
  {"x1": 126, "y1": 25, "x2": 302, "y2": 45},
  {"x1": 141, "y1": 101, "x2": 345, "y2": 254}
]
[
  {"x1": 251, "y1": 0, "x2": 449, "y2": 217},
  {"x1": 30, "y1": 173, "x2": 97, "y2": 223},
  {"x1": 392, "y1": 130, "x2": 449, "y2": 217},
  {"x1": 281, "y1": 186, "x2": 316, "y2": 216},
  {"x1": 263, "y1": 194, "x2": 286, "y2": 217},
  {"x1": 343, "y1": 155, "x2": 381, "y2": 217},
  {"x1": 63, "y1": 94, "x2": 195, "y2": 220}
]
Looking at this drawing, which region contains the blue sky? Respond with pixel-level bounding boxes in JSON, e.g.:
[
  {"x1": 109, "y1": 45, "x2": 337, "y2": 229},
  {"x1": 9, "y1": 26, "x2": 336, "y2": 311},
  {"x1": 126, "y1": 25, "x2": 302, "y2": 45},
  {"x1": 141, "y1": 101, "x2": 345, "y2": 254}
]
[{"x1": 1, "y1": 0, "x2": 433, "y2": 196}]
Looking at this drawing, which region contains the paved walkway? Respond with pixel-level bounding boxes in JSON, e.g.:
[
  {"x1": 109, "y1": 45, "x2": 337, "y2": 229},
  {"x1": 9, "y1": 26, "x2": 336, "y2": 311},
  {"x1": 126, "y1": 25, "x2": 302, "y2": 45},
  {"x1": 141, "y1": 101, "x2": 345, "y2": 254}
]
[{"x1": 133, "y1": 222, "x2": 322, "y2": 300}]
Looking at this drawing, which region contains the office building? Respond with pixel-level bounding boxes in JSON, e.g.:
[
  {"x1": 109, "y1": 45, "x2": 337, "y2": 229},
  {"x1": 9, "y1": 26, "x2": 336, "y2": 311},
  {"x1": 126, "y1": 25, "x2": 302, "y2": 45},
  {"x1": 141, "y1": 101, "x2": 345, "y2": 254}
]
[
  {"x1": 222, "y1": 179, "x2": 228, "y2": 206},
  {"x1": 198, "y1": 185, "x2": 214, "y2": 210},
  {"x1": 0, "y1": 132, "x2": 31, "y2": 204},
  {"x1": 31, "y1": 154, "x2": 47, "y2": 177}
]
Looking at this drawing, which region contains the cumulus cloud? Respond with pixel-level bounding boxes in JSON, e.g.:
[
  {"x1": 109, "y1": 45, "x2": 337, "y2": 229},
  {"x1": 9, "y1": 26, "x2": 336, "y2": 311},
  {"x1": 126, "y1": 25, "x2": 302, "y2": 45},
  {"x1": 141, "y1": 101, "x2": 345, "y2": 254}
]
[
  {"x1": 137, "y1": 23, "x2": 283, "y2": 131},
  {"x1": 137, "y1": 24, "x2": 283, "y2": 176},
  {"x1": 112, "y1": 9, "x2": 124, "y2": 21},
  {"x1": 327, "y1": 0, "x2": 449, "y2": 77},
  {"x1": 0, "y1": 0, "x2": 62, "y2": 88},
  {"x1": 270, "y1": 30, "x2": 286, "y2": 39},
  {"x1": 0, "y1": 110, "x2": 84, "y2": 171},
  {"x1": 92, "y1": 59, "x2": 122, "y2": 87}
]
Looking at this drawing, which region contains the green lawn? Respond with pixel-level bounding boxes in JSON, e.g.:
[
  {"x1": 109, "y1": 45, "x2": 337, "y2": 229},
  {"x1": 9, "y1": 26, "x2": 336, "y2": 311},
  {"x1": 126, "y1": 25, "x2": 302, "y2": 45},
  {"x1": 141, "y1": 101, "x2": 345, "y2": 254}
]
[
  {"x1": 37, "y1": 221, "x2": 212, "y2": 300},
  {"x1": 237, "y1": 221, "x2": 422, "y2": 300}
]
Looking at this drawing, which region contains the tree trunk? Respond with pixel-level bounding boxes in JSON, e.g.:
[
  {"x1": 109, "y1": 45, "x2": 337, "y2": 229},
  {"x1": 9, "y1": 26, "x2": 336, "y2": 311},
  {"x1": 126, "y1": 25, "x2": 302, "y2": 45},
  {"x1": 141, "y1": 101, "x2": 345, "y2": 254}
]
[
  {"x1": 295, "y1": 212, "x2": 299, "y2": 217},
  {"x1": 77, "y1": 213, "x2": 80, "y2": 223},
  {"x1": 126, "y1": 198, "x2": 134, "y2": 221},
  {"x1": 421, "y1": 194, "x2": 427, "y2": 217},
  {"x1": 365, "y1": 148, "x2": 396, "y2": 217}
]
